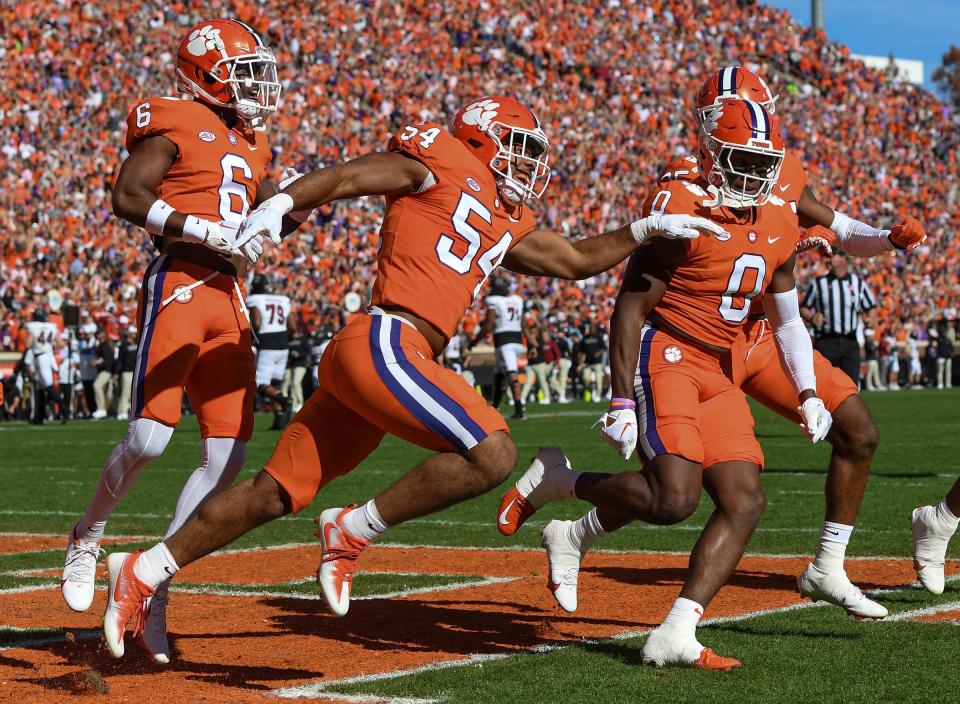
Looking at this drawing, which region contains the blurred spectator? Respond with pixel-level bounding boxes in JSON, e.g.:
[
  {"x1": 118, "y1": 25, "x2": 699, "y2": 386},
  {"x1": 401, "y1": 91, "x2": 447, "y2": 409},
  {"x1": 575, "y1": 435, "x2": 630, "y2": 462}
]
[
  {"x1": 0, "y1": 0, "x2": 957, "y2": 412},
  {"x1": 578, "y1": 322, "x2": 607, "y2": 401},
  {"x1": 91, "y1": 329, "x2": 116, "y2": 419},
  {"x1": 115, "y1": 326, "x2": 138, "y2": 420}
]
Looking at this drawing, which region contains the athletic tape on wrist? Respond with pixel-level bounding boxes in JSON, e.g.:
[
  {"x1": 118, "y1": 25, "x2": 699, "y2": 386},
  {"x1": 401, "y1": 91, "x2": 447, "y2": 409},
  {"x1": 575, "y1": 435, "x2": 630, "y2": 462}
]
[
  {"x1": 145, "y1": 199, "x2": 174, "y2": 236},
  {"x1": 610, "y1": 397, "x2": 636, "y2": 410},
  {"x1": 629, "y1": 218, "x2": 650, "y2": 246},
  {"x1": 181, "y1": 215, "x2": 208, "y2": 243}
]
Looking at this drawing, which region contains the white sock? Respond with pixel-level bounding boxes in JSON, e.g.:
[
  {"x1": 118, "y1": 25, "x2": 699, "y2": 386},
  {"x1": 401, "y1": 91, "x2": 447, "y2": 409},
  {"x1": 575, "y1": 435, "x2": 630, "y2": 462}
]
[
  {"x1": 569, "y1": 508, "x2": 607, "y2": 552},
  {"x1": 660, "y1": 597, "x2": 704, "y2": 636},
  {"x1": 812, "y1": 521, "x2": 853, "y2": 572},
  {"x1": 936, "y1": 500, "x2": 960, "y2": 533},
  {"x1": 77, "y1": 520, "x2": 106, "y2": 543},
  {"x1": 341, "y1": 500, "x2": 389, "y2": 542},
  {"x1": 133, "y1": 543, "x2": 180, "y2": 590}
]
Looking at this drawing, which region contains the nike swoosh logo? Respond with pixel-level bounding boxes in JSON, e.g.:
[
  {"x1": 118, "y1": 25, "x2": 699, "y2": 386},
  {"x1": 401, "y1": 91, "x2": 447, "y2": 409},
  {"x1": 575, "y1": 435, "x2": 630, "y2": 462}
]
[
  {"x1": 826, "y1": 529, "x2": 839, "y2": 536},
  {"x1": 768, "y1": 236, "x2": 781, "y2": 244},
  {"x1": 163, "y1": 566, "x2": 175, "y2": 576},
  {"x1": 499, "y1": 499, "x2": 517, "y2": 525},
  {"x1": 248, "y1": 145, "x2": 259, "y2": 151},
  {"x1": 779, "y1": 183, "x2": 789, "y2": 192},
  {"x1": 113, "y1": 570, "x2": 128, "y2": 603}
]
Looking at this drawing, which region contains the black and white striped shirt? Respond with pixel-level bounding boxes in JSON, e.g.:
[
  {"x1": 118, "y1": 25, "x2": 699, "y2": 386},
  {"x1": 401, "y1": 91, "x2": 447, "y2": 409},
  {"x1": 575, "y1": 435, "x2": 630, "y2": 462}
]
[{"x1": 802, "y1": 273, "x2": 876, "y2": 337}]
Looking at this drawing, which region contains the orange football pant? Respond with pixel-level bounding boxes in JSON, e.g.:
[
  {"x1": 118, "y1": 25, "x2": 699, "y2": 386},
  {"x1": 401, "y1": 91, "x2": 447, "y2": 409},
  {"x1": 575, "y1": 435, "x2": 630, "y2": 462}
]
[
  {"x1": 634, "y1": 324, "x2": 763, "y2": 469},
  {"x1": 265, "y1": 310, "x2": 507, "y2": 513},
  {"x1": 132, "y1": 255, "x2": 254, "y2": 440}
]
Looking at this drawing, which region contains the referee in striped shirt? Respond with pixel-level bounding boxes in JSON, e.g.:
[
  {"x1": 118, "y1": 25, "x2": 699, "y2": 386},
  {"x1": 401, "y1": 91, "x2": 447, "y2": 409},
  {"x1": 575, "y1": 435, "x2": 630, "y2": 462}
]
[{"x1": 801, "y1": 251, "x2": 876, "y2": 385}]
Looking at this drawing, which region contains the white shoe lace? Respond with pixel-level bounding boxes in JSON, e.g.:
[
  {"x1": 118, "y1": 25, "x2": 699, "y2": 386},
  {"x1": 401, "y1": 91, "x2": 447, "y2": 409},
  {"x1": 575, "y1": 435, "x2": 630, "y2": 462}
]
[
  {"x1": 64, "y1": 540, "x2": 104, "y2": 583},
  {"x1": 558, "y1": 566, "x2": 579, "y2": 586}
]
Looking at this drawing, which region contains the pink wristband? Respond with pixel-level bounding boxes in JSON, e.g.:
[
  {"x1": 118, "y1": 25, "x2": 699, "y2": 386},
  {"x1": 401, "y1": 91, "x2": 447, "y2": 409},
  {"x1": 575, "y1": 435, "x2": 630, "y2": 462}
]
[{"x1": 610, "y1": 397, "x2": 636, "y2": 410}]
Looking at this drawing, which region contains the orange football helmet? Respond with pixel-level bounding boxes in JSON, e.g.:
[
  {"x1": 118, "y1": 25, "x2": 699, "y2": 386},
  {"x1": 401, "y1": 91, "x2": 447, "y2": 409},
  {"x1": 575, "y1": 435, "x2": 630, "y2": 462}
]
[
  {"x1": 175, "y1": 19, "x2": 280, "y2": 126},
  {"x1": 695, "y1": 66, "x2": 777, "y2": 123},
  {"x1": 698, "y1": 99, "x2": 784, "y2": 209},
  {"x1": 451, "y1": 96, "x2": 551, "y2": 204}
]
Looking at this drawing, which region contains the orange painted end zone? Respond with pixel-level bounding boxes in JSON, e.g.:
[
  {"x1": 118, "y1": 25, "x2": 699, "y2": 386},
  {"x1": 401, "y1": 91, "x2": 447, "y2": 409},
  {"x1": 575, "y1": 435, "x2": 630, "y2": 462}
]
[{"x1": 0, "y1": 543, "x2": 939, "y2": 702}]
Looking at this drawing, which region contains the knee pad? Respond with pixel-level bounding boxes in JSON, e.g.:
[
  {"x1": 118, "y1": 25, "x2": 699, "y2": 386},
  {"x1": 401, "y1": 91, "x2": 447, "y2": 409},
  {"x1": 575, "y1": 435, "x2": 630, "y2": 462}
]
[{"x1": 125, "y1": 417, "x2": 174, "y2": 462}]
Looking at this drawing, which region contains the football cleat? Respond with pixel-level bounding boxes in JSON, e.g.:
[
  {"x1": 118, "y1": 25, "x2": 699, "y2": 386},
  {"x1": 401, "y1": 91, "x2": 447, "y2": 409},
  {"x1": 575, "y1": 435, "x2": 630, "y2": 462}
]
[
  {"x1": 103, "y1": 552, "x2": 155, "y2": 659},
  {"x1": 140, "y1": 590, "x2": 171, "y2": 664},
  {"x1": 315, "y1": 506, "x2": 370, "y2": 617},
  {"x1": 61, "y1": 524, "x2": 104, "y2": 613},
  {"x1": 797, "y1": 563, "x2": 888, "y2": 619},
  {"x1": 912, "y1": 505, "x2": 953, "y2": 595},
  {"x1": 497, "y1": 447, "x2": 574, "y2": 536},
  {"x1": 541, "y1": 520, "x2": 586, "y2": 612},
  {"x1": 642, "y1": 626, "x2": 741, "y2": 671}
]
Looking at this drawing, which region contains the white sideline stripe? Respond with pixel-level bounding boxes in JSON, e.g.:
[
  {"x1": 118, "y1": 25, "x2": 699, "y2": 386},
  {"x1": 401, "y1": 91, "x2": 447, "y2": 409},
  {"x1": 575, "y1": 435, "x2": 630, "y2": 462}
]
[
  {"x1": 0, "y1": 626, "x2": 101, "y2": 652},
  {"x1": 272, "y1": 600, "x2": 830, "y2": 700},
  {"x1": 885, "y1": 600, "x2": 960, "y2": 622},
  {"x1": 173, "y1": 576, "x2": 518, "y2": 602},
  {"x1": 275, "y1": 571, "x2": 953, "y2": 701},
  {"x1": 0, "y1": 584, "x2": 52, "y2": 596}
]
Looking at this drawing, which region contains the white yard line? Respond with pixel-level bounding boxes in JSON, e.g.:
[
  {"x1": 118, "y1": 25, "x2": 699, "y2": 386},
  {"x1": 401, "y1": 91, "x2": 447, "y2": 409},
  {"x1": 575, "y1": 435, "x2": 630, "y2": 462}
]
[
  {"x1": 885, "y1": 600, "x2": 960, "y2": 622},
  {"x1": 172, "y1": 576, "x2": 519, "y2": 603}
]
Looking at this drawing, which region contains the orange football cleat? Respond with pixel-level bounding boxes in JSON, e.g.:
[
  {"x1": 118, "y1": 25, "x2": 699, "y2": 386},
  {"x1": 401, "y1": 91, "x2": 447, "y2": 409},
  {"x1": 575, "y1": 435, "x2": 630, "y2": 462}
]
[
  {"x1": 103, "y1": 551, "x2": 155, "y2": 659},
  {"x1": 315, "y1": 506, "x2": 370, "y2": 616}
]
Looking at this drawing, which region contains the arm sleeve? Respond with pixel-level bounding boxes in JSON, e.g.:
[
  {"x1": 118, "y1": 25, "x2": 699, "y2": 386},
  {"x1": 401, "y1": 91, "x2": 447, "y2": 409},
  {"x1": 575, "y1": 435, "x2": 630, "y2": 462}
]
[
  {"x1": 830, "y1": 210, "x2": 895, "y2": 258},
  {"x1": 764, "y1": 288, "x2": 817, "y2": 395}
]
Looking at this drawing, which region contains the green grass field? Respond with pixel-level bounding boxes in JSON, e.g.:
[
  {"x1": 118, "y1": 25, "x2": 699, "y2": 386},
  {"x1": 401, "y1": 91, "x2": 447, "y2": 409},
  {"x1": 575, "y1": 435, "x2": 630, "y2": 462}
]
[{"x1": 1, "y1": 389, "x2": 959, "y2": 702}]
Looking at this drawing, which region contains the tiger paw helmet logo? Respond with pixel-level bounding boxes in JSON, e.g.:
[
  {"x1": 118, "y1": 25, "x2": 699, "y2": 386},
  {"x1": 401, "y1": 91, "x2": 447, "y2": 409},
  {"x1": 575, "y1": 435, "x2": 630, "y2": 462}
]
[
  {"x1": 460, "y1": 99, "x2": 500, "y2": 131},
  {"x1": 700, "y1": 105, "x2": 723, "y2": 136},
  {"x1": 186, "y1": 25, "x2": 224, "y2": 57}
]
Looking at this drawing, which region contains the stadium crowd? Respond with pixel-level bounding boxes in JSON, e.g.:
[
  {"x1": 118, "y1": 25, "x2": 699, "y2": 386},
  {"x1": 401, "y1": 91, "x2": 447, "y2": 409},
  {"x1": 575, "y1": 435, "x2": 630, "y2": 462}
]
[{"x1": 1, "y1": 0, "x2": 958, "y2": 419}]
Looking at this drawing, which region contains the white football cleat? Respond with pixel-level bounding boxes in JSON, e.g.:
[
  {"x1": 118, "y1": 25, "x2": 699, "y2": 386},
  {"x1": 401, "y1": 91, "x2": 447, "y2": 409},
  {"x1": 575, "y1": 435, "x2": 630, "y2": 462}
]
[
  {"x1": 103, "y1": 552, "x2": 154, "y2": 659},
  {"x1": 912, "y1": 505, "x2": 953, "y2": 595},
  {"x1": 642, "y1": 626, "x2": 741, "y2": 671},
  {"x1": 541, "y1": 520, "x2": 587, "y2": 612},
  {"x1": 315, "y1": 506, "x2": 370, "y2": 617},
  {"x1": 61, "y1": 524, "x2": 103, "y2": 612},
  {"x1": 141, "y1": 590, "x2": 171, "y2": 664},
  {"x1": 797, "y1": 563, "x2": 888, "y2": 619},
  {"x1": 497, "y1": 448, "x2": 575, "y2": 536}
]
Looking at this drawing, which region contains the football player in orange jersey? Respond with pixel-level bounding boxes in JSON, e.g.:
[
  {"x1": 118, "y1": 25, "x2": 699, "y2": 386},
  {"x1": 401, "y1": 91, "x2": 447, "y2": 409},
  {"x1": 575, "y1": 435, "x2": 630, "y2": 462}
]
[
  {"x1": 656, "y1": 66, "x2": 925, "y2": 617},
  {"x1": 98, "y1": 95, "x2": 726, "y2": 659},
  {"x1": 60, "y1": 19, "x2": 308, "y2": 664},
  {"x1": 499, "y1": 99, "x2": 834, "y2": 670}
]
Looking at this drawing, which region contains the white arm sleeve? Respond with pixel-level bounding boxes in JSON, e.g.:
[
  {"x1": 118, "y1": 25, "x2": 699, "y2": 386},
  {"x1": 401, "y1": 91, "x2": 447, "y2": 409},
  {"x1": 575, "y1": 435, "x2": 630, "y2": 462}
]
[
  {"x1": 830, "y1": 210, "x2": 894, "y2": 258},
  {"x1": 764, "y1": 288, "x2": 817, "y2": 395}
]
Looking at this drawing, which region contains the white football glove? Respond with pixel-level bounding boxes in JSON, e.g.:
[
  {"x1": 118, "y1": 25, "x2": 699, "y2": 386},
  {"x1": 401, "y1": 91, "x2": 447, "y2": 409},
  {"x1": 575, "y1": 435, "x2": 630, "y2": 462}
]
[
  {"x1": 236, "y1": 193, "x2": 293, "y2": 248},
  {"x1": 798, "y1": 397, "x2": 833, "y2": 444},
  {"x1": 630, "y1": 213, "x2": 729, "y2": 245},
  {"x1": 181, "y1": 216, "x2": 245, "y2": 256},
  {"x1": 278, "y1": 167, "x2": 303, "y2": 190},
  {"x1": 593, "y1": 409, "x2": 638, "y2": 461}
]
